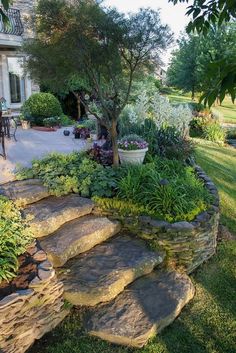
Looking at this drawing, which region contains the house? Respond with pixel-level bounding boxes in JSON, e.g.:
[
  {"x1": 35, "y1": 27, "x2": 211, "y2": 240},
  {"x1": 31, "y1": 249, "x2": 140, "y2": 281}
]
[{"x1": 0, "y1": 0, "x2": 38, "y2": 111}]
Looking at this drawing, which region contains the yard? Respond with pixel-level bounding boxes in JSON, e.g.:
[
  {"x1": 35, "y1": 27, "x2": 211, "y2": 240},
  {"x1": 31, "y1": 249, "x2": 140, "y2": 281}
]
[
  {"x1": 28, "y1": 139, "x2": 236, "y2": 353},
  {"x1": 168, "y1": 89, "x2": 236, "y2": 125}
]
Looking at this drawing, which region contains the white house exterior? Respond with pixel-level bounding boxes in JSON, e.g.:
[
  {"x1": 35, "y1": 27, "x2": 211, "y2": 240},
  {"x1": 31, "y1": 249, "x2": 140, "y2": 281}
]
[{"x1": 0, "y1": 0, "x2": 38, "y2": 110}]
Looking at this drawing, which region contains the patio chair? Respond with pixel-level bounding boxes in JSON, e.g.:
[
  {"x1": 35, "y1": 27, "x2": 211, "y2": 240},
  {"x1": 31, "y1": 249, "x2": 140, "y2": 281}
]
[{"x1": 0, "y1": 111, "x2": 6, "y2": 159}]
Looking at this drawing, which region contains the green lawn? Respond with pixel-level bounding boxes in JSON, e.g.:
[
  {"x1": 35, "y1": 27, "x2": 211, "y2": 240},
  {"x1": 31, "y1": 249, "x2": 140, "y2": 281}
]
[
  {"x1": 195, "y1": 139, "x2": 236, "y2": 233},
  {"x1": 28, "y1": 140, "x2": 236, "y2": 353},
  {"x1": 167, "y1": 90, "x2": 236, "y2": 125}
]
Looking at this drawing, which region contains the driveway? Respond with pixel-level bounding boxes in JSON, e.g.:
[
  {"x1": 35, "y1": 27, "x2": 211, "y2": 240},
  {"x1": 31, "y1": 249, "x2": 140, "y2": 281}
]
[{"x1": 0, "y1": 127, "x2": 89, "y2": 184}]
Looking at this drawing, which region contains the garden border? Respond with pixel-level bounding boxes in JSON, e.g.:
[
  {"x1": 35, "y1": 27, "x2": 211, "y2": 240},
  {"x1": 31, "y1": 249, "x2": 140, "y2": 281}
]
[{"x1": 93, "y1": 165, "x2": 220, "y2": 273}]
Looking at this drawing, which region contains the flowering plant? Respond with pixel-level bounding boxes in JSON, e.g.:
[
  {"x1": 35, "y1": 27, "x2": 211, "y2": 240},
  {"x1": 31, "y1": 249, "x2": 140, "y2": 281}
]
[{"x1": 118, "y1": 134, "x2": 148, "y2": 150}]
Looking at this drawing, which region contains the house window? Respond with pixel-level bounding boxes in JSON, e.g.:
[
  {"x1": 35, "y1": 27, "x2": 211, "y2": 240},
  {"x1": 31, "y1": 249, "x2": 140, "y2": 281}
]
[{"x1": 7, "y1": 57, "x2": 26, "y2": 104}]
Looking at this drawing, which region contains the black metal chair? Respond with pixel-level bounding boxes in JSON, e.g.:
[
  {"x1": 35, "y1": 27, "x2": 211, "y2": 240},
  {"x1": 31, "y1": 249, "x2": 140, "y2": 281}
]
[{"x1": 0, "y1": 112, "x2": 6, "y2": 159}]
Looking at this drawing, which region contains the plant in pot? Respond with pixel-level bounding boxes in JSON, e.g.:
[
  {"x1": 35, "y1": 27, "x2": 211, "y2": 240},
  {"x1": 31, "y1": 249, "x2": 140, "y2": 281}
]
[
  {"x1": 118, "y1": 134, "x2": 148, "y2": 164},
  {"x1": 43, "y1": 116, "x2": 61, "y2": 129},
  {"x1": 19, "y1": 114, "x2": 31, "y2": 130},
  {"x1": 73, "y1": 124, "x2": 90, "y2": 139}
]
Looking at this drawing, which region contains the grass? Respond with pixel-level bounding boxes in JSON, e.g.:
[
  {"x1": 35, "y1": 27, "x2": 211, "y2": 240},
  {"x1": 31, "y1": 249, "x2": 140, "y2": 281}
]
[
  {"x1": 28, "y1": 139, "x2": 236, "y2": 353},
  {"x1": 195, "y1": 139, "x2": 236, "y2": 233},
  {"x1": 167, "y1": 89, "x2": 236, "y2": 125}
]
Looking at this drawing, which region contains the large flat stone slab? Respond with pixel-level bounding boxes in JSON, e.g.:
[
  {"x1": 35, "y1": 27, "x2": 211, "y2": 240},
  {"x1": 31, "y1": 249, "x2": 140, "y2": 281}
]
[
  {"x1": 40, "y1": 216, "x2": 121, "y2": 267},
  {"x1": 0, "y1": 179, "x2": 49, "y2": 206},
  {"x1": 23, "y1": 194, "x2": 94, "y2": 238},
  {"x1": 84, "y1": 270, "x2": 195, "y2": 348},
  {"x1": 58, "y1": 235, "x2": 164, "y2": 306}
]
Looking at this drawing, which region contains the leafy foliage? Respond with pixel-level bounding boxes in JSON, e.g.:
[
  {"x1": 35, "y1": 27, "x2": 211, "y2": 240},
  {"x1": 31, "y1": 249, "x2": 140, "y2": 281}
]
[
  {"x1": 97, "y1": 158, "x2": 212, "y2": 222},
  {"x1": 203, "y1": 122, "x2": 226, "y2": 145},
  {"x1": 22, "y1": 93, "x2": 62, "y2": 126},
  {"x1": 16, "y1": 153, "x2": 118, "y2": 198},
  {"x1": 0, "y1": 196, "x2": 33, "y2": 283},
  {"x1": 154, "y1": 127, "x2": 194, "y2": 161}
]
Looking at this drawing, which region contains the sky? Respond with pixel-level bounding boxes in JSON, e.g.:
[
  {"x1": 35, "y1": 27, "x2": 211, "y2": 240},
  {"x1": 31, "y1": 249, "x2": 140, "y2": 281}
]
[{"x1": 103, "y1": 0, "x2": 190, "y2": 67}]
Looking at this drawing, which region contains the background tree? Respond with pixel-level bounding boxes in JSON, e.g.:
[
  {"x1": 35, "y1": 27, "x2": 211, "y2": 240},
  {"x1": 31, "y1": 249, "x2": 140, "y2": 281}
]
[
  {"x1": 167, "y1": 23, "x2": 236, "y2": 105},
  {"x1": 24, "y1": 0, "x2": 172, "y2": 165},
  {"x1": 169, "y1": 0, "x2": 236, "y2": 105},
  {"x1": 167, "y1": 35, "x2": 201, "y2": 99},
  {"x1": 0, "y1": 0, "x2": 12, "y2": 21}
]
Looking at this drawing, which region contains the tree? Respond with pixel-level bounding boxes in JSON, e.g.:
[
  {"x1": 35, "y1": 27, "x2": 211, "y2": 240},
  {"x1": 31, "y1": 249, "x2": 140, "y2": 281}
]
[
  {"x1": 169, "y1": 0, "x2": 236, "y2": 33},
  {"x1": 167, "y1": 35, "x2": 201, "y2": 99},
  {"x1": 0, "y1": 0, "x2": 12, "y2": 21},
  {"x1": 24, "y1": 0, "x2": 172, "y2": 165},
  {"x1": 169, "y1": 0, "x2": 236, "y2": 105}
]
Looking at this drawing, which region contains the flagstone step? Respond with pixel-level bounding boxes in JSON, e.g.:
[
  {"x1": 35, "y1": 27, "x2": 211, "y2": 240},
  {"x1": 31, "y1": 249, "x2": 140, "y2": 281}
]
[
  {"x1": 84, "y1": 270, "x2": 195, "y2": 348},
  {"x1": 0, "y1": 179, "x2": 50, "y2": 206},
  {"x1": 23, "y1": 194, "x2": 94, "y2": 238},
  {"x1": 40, "y1": 216, "x2": 121, "y2": 267},
  {"x1": 58, "y1": 235, "x2": 164, "y2": 307}
]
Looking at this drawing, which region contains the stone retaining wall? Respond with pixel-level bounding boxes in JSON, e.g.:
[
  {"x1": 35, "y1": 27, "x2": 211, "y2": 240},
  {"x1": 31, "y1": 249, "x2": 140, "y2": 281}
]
[
  {"x1": 0, "y1": 242, "x2": 69, "y2": 353},
  {"x1": 93, "y1": 166, "x2": 220, "y2": 273}
]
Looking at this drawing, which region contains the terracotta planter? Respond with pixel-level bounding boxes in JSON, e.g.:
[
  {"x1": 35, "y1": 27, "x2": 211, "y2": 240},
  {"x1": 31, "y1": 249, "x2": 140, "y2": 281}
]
[
  {"x1": 118, "y1": 148, "x2": 148, "y2": 164},
  {"x1": 32, "y1": 126, "x2": 57, "y2": 132},
  {"x1": 21, "y1": 120, "x2": 31, "y2": 130}
]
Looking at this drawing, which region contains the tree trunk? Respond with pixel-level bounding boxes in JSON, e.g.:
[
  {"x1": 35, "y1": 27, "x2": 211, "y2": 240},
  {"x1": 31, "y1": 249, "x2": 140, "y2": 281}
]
[
  {"x1": 72, "y1": 91, "x2": 81, "y2": 120},
  {"x1": 110, "y1": 118, "x2": 119, "y2": 166},
  {"x1": 76, "y1": 95, "x2": 81, "y2": 120},
  {"x1": 191, "y1": 86, "x2": 195, "y2": 100}
]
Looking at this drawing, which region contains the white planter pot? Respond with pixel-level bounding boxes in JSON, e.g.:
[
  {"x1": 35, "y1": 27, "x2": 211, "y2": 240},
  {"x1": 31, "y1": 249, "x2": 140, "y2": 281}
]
[
  {"x1": 21, "y1": 120, "x2": 31, "y2": 130},
  {"x1": 118, "y1": 148, "x2": 148, "y2": 164}
]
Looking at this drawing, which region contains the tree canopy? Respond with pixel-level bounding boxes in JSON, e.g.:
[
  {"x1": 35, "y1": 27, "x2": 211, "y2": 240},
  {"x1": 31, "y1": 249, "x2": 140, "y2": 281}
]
[
  {"x1": 169, "y1": 0, "x2": 236, "y2": 105},
  {"x1": 24, "y1": 0, "x2": 172, "y2": 164}
]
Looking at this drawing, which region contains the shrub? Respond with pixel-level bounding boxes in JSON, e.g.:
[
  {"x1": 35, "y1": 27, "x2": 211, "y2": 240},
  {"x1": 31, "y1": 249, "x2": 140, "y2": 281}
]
[
  {"x1": 154, "y1": 127, "x2": 194, "y2": 161},
  {"x1": 188, "y1": 102, "x2": 205, "y2": 112},
  {"x1": 87, "y1": 145, "x2": 113, "y2": 166},
  {"x1": 226, "y1": 128, "x2": 236, "y2": 139},
  {"x1": 203, "y1": 122, "x2": 226, "y2": 145},
  {"x1": 60, "y1": 114, "x2": 73, "y2": 126},
  {"x1": 0, "y1": 196, "x2": 33, "y2": 283},
  {"x1": 43, "y1": 116, "x2": 61, "y2": 127},
  {"x1": 22, "y1": 93, "x2": 62, "y2": 126}
]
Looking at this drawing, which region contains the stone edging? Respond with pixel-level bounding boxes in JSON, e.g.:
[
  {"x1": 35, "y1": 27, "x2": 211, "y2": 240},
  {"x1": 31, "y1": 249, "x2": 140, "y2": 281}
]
[
  {"x1": 0, "y1": 242, "x2": 69, "y2": 353},
  {"x1": 93, "y1": 165, "x2": 220, "y2": 273}
]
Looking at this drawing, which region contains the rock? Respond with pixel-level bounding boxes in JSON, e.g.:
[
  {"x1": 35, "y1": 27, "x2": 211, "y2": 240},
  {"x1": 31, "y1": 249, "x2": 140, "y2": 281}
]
[
  {"x1": 59, "y1": 235, "x2": 164, "y2": 306},
  {"x1": 33, "y1": 250, "x2": 47, "y2": 262},
  {"x1": 167, "y1": 222, "x2": 195, "y2": 232},
  {"x1": 85, "y1": 270, "x2": 195, "y2": 348},
  {"x1": 0, "y1": 179, "x2": 49, "y2": 206},
  {"x1": 23, "y1": 194, "x2": 94, "y2": 238},
  {"x1": 40, "y1": 216, "x2": 121, "y2": 267}
]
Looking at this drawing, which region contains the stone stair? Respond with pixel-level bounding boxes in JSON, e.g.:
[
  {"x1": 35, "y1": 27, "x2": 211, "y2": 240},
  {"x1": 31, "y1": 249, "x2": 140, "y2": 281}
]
[
  {"x1": 3, "y1": 180, "x2": 195, "y2": 348},
  {"x1": 40, "y1": 215, "x2": 121, "y2": 267},
  {"x1": 57, "y1": 235, "x2": 164, "y2": 306},
  {"x1": 23, "y1": 194, "x2": 94, "y2": 238}
]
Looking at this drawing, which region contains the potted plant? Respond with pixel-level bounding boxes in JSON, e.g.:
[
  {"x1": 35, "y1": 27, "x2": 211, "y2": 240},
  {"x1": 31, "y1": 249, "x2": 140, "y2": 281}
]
[
  {"x1": 118, "y1": 134, "x2": 148, "y2": 164},
  {"x1": 73, "y1": 124, "x2": 90, "y2": 139},
  {"x1": 19, "y1": 115, "x2": 31, "y2": 130}
]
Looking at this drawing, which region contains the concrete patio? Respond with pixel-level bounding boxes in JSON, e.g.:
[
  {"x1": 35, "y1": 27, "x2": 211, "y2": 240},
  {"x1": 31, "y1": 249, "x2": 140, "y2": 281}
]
[{"x1": 0, "y1": 127, "x2": 89, "y2": 184}]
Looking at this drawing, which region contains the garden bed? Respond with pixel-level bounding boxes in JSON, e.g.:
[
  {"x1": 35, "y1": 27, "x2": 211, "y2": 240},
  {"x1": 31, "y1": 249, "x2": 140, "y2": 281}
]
[{"x1": 93, "y1": 165, "x2": 220, "y2": 273}]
